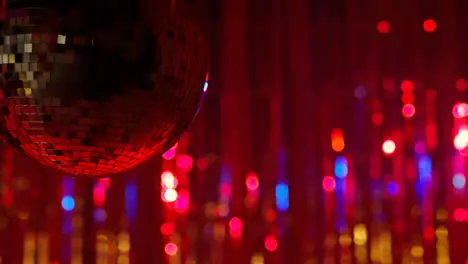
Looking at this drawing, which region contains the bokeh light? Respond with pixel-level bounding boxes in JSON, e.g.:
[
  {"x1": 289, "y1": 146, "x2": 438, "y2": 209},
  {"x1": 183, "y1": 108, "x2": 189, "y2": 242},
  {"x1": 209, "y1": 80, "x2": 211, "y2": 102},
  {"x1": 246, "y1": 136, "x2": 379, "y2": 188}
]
[
  {"x1": 377, "y1": 20, "x2": 390, "y2": 33},
  {"x1": 453, "y1": 208, "x2": 468, "y2": 222},
  {"x1": 161, "y1": 222, "x2": 175, "y2": 236},
  {"x1": 275, "y1": 183, "x2": 289, "y2": 211},
  {"x1": 386, "y1": 181, "x2": 399, "y2": 196},
  {"x1": 264, "y1": 235, "x2": 278, "y2": 252},
  {"x1": 402, "y1": 104, "x2": 416, "y2": 118},
  {"x1": 423, "y1": 19, "x2": 437, "y2": 32},
  {"x1": 354, "y1": 86, "x2": 367, "y2": 99},
  {"x1": 61, "y1": 196, "x2": 75, "y2": 212},
  {"x1": 372, "y1": 112, "x2": 384, "y2": 126},
  {"x1": 334, "y1": 156, "x2": 348, "y2": 179},
  {"x1": 331, "y1": 128, "x2": 345, "y2": 152},
  {"x1": 164, "y1": 243, "x2": 178, "y2": 256},
  {"x1": 322, "y1": 176, "x2": 336, "y2": 193},
  {"x1": 454, "y1": 126, "x2": 468, "y2": 151},
  {"x1": 176, "y1": 154, "x2": 194, "y2": 172},
  {"x1": 163, "y1": 189, "x2": 178, "y2": 203},
  {"x1": 453, "y1": 173, "x2": 466, "y2": 189},
  {"x1": 401, "y1": 80, "x2": 414, "y2": 92},
  {"x1": 161, "y1": 171, "x2": 178, "y2": 189},
  {"x1": 456, "y1": 78, "x2": 467, "y2": 91},
  {"x1": 453, "y1": 103, "x2": 468, "y2": 119},
  {"x1": 246, "y1": 172, "x2": 260, "y2": 191},
  {"x1": 382, "y1": 140, "x2": 396, "y2": 155},
  {"x1": 229, "y1": 217, "x2": 243, "y2": 239}
]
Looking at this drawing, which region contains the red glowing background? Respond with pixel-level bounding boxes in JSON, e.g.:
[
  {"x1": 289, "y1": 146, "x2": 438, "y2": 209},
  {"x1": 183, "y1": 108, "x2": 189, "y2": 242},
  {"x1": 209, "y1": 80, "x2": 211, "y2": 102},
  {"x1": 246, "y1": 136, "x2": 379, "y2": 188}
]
[{"x1": 1, "y1": 0, "x2": 468, "y2": 263}]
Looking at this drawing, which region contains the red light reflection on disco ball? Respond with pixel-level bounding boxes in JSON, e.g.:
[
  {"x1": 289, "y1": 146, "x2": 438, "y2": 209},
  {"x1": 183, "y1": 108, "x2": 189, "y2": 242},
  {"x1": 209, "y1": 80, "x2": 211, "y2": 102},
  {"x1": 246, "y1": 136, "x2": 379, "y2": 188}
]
[{"x1": 0, "y1": 1, "x2": 209, "y2": 177}]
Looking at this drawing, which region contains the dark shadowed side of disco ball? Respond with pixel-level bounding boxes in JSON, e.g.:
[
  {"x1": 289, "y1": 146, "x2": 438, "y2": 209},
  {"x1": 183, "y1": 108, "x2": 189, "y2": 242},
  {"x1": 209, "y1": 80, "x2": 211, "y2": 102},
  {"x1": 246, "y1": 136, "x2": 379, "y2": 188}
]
[{"x1": 0, "y1": 0, "x2": 210, "y2": 177}]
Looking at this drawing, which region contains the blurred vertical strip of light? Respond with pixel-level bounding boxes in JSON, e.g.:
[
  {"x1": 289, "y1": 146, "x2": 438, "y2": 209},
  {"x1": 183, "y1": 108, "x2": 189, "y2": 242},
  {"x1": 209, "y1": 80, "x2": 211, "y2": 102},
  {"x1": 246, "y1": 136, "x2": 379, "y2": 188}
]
[
  {"x1": 124, "y1": 180, "x2": 137, "y2": 222},
  {"x1": 94, "y1": 180, "x2": 108, "y2": 264},
  {"x1": 245, "y1": 172, "x2": 259, "y2": 209},
  {"x1": 275, "y1": 182, "x2": 289, "y2": 212},
  {"x1": 275, "y1": 149, "x2": 289, "y2": 230},
  {"x1": 37, "y1": 233, "x2": 49, "y2": 264},
  {"x1": 219, "y1": 164, "x2": 232, "y2": 212},
  {"x1": 93, "y1": 182, "x2": 107, "y2": 224},
  {"x1": 1, "y1": 147, "x2": 14, "y2": 207},
  {"x1": 369, "y1": 96, "x2": 385, "y2": 264},
  {"x1": 121, "y1": 179, "x2": 136, "y2": 264},
  {"x1": 23, "y1": 232, "x2": 35, "y2": 264},
  {"x1": 96, "y1": 231, "x2": 108, "y2": 264},
  {"x1": 322, "y1": 157, "x2": 335, "y2": 263},
  {"x1": 61, "y1": 177, "x2": 74, "y2": 263},
  {"x1": 334, "y1": 155, "x2": 349, "y2": 262},
  {"x1": 352, "y1": 85, "x2": 368, "y2": 264}
]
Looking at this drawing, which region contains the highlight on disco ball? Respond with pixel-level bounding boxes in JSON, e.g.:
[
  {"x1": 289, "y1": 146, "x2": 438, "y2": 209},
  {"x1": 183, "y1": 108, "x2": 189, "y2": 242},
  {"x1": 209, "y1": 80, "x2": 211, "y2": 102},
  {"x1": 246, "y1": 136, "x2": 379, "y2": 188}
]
[{"x1": 0, "y1": 0, "x2": 210, "y2": 177}]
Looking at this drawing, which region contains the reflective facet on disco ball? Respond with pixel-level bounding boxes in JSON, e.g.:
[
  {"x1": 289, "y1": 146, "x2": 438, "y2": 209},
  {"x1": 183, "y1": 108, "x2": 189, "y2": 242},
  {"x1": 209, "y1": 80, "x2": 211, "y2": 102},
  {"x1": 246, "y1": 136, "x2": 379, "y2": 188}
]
[{"x1": 0, "y1": 0, "x2": 209, "y2": 177}]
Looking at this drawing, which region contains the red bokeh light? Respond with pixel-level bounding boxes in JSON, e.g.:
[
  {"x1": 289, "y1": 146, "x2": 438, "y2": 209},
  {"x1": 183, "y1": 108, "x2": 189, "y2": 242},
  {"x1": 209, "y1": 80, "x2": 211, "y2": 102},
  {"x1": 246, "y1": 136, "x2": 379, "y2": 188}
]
[
  {"x1": 220, "y1": 183, "x2": 232, "y2": 197},
  {"x1": 229, "y1": 217, "x2": 243, "y2": 239},
  {"x1": 453, "y1": 103, "x2": 468, "y2": 119},
  {"x1": 372, "y1": 112, "x2": 384, "y2": 126},
  {"x1": 265, "y1": 209, "x2": 276, "y2": 222},
  {"x1": 246, "y1": 172, "x2": 260, "y2": 191},
  {"x1": 382, "y1": 140, "x2": 396, "y2": 155},
  {"x1": 196, "y1": 157, "x2": 209, "y2": 171},
  {"x1": 377, "y1": 20, "x2": 390, "y2": 34},
  {"x1": 176, "y1": 154, "x2": 193, "y2": 172},
  {"x1": 264, "y1": 235, "x2": 278, "y2": 252},
  {"x1": 402, "y1": 104, "x2": 416, "y2": 119},
  {"x1": 423, "y1": 226, "x2": 434, "y2": 240},
  {"x1": 453, "y1": 208, "x2": 468, "y2": 222},
  {"x1": 423, "y1": 19, "x2": 437, "y2": 32},
  {"x1": 93, "y1": 183, "x2": 106, "y2": 207},
  {"x1": 161, "y1": 222, "x2": 175, "y2": 236},
  {"x1": 322, "y1": 176, "x2": 336, "y2": 193},
  {"x1": 401, "y1": 80, "x2": 414, "y2": 92},
  {"x1": 164, "y1": 243, "x2": 178, "y2": 256},
  {"x1": 456, "y1": 78, "x2": 467, "y2": 91},
  {"x1": 401, "y1": 93, "x2": 414, "y2": 104},
  {"x1": 175, "y1": 190, "x2": 190, "y2": 214},
  {"x1": 162, "y1": 148, "x2": 176, "y2": 160}
]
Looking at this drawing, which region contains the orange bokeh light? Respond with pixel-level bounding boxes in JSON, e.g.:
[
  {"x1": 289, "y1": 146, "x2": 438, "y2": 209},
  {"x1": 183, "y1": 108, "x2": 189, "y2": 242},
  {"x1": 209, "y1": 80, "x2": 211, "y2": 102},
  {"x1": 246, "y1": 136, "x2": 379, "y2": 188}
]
[{"x1": 331, "y1": 128, "x2": 345, "y2": 152}]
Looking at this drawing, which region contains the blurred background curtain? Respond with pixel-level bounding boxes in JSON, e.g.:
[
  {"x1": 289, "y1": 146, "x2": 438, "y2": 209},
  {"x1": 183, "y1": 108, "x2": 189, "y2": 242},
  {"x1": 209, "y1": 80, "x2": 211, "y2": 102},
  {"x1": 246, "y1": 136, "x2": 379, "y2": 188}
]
[{"x1": 1, "y1": 0, "x2": 468, "y2": 263}]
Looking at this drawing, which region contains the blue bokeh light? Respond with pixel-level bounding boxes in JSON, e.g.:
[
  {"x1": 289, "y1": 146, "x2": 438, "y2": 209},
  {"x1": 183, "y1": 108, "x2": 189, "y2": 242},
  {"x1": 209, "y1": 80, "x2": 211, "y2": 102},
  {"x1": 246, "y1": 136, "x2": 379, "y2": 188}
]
[
  {"x1": 275, "y1": 183, "x2": 289, "y2": 212},
  {"x1": 453, "y1": 173, "x2": 466, "y2": 189},
  {"x1": 334, "y1": 156, "x2": 348, "y2": 179},
  {"x1": 61, "y1": 196, "x2": 75, "y2": 212},
  {"x1": 386, "y1": 181, "x2": 399, "y2": 196},
  {"x1": 418, "y1": 155, "x2": 432, "y2": 183}
]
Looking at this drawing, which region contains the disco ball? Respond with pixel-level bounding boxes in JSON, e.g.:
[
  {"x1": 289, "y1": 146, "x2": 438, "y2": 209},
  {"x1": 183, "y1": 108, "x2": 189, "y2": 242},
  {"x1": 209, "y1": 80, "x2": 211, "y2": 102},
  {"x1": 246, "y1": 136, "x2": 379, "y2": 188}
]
[{"x1": 0, "y1": 0, "x2": 209, "y2": 177}]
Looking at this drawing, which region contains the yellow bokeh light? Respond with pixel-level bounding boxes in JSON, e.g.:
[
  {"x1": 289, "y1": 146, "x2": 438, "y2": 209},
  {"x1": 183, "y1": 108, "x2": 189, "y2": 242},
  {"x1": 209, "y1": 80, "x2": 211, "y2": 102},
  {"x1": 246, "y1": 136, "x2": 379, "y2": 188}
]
[
  {"x1": 251, "y1": 253, "x2": 264, "y2": 264},
  {"x1": 436, "y1": 209, "x2": 448, "y2": 221},
  {"x1": 410, "y1": 245, "x2": 424, "y2": 258},
  {"x1": 353, "y1": 224, "x2": 368, "y2": 246},
  {"x1": 435, "y1": 227, "x2": 448, "y2": 238},
  {"x1": 339, "y1": 234, "x2": 352, "y2": 247}
]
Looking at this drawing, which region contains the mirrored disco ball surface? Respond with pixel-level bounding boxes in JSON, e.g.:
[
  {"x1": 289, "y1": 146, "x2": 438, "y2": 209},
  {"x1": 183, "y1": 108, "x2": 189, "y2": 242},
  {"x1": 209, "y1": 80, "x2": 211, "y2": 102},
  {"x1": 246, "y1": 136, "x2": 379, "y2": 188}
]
[{"x1": 0, "y1": 0, "x2": 209, "y2": 177}]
